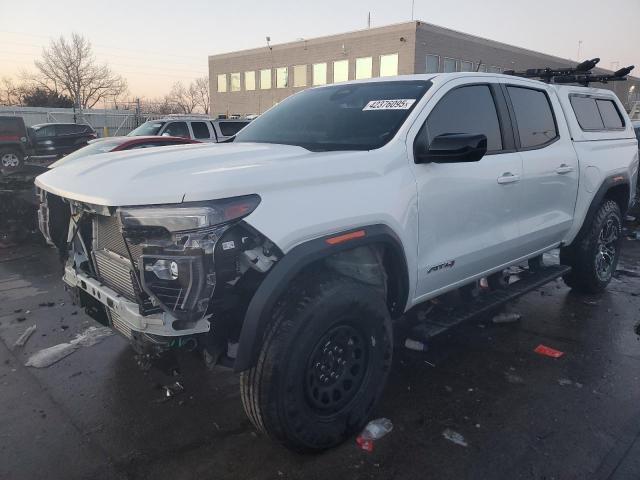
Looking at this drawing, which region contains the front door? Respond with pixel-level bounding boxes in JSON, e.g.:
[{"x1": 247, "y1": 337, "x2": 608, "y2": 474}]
[{"x1": 409, "y1": 79, "x2": 524, "y2": 301}]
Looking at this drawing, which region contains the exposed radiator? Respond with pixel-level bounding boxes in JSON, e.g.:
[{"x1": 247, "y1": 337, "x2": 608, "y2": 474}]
[{"x1": 108, "y1": 308, "x2": 132, "y2": 339}]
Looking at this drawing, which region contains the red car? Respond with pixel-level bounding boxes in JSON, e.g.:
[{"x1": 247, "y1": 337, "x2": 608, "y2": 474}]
[{"x1": 48, "y1": 135, "x2": 199, "y2": 168}]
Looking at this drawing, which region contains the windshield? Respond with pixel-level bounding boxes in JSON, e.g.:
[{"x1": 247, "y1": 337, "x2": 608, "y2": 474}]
[
  {"x1": 48, "y1": 139, "x2": 125, "y2": 168},
  {"x1": 128, "y1": 121, "x2": 166, "y2": 136},
  {"x1": 234, "y1": 81, "x2": 431, "y2": 151}
]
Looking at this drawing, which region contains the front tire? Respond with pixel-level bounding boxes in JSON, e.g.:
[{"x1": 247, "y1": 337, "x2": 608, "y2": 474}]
[
  {"x1": 240, "y1": 274, "x2": 393, "y2": 452},
  {"x1": 560, "y1": 200, "x2": 622, "y2": 293}
]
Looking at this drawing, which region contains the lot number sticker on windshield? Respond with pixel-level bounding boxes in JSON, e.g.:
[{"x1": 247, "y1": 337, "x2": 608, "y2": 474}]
[{"x1": 363, "y1": 99, "x2": 416, "y2": 111}]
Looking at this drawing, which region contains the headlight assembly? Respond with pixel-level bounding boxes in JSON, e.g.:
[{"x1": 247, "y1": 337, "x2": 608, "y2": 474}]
[{"x1": 118, "y1": 195, "x2": 260, "y2": 327}]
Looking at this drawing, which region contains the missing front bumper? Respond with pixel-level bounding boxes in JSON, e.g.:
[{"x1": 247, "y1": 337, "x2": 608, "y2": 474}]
[{"x1": 63, "y1": 265, "x2": 210, "y2": 337}]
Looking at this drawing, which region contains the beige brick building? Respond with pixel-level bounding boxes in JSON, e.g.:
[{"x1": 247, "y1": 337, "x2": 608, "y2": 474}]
[{"x1": 208, "y1": 21, "x2": 639, "y2": 117}]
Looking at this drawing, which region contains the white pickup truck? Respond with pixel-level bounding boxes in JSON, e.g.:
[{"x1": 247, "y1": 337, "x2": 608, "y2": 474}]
[{"x1": 35, "y1": 69, "x2": 638, "y2": 452}]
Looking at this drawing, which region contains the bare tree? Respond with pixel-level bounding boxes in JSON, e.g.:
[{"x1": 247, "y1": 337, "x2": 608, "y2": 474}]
[
  {"x1": 31, "y1": 33, "x2": 127, "y2": 109},
  {"x1": 191, "y1": 77, "x2": 210, "y2": 114},
  {"x1": 0, "y1": 77, "x2": 23, "y2": 106}
]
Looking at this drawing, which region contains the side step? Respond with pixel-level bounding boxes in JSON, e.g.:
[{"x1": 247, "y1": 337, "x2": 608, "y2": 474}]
[{"x1": 411, "y1": 264, "x2": 571, "y2": 339}]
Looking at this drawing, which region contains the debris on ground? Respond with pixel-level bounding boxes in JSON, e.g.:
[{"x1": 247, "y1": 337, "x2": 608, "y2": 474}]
[
  {"x1": 356, "y1": 418, "x2": 393, "y2": 452},
  {"x1": 25, "y1": 326, "x2": 113, "y2": 368},
  {"x1": 13, "y1": 324, "x2": 36, "y2": 347},
  {"x1": 492, "y1": 312, "x2": 522, "y2": 324},
  {"x1": 558, "y1": 378, "x2": 583, "y2": 388},
  {"x1": 582, "y1": 299, "x2": 599, "y2": 306},
  {"x1": 534, "y1": 344, "x2": 565, "y2": 358},
  {"x1": 442, "y1": 428, "x2": 468, "y2": 447},
  {"x1": 504, "y1": 371, "x2": 524, "y2": 384},
  {"x1": 16, "y1": 317, "x2": 26, "y2": 322},
  {"x1": 404, "y1": 338, "x2": 427, "y2": 351},
  {"x1": 162, "y1": 381, "x2": 185, "y2": 398}
]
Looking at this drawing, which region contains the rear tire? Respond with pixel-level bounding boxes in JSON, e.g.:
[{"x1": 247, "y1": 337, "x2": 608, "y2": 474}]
[
  {"x1": 560, "y1": 200, "x2": 622, "y2": 293},
  {"x1": 240, "y1": 274, "x2": 393, "y2": 452},
  {"x1": 0, "y1": 148, "x2": 24, "y2": 175}
]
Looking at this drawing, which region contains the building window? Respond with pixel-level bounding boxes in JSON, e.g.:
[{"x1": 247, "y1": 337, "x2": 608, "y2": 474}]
[
  {"x1": 217, "y1": 73, "x2": 227, "y2": 93},
  {"x1": 425, "y1": 54, "x2": 439, "y2": 73},
  {"x1": 460, "y1": 60, "x2": 473, "y2": 72},
  {"x1": 380, "y1": 53, "x2": 398, "y2": 77},
  {"x1": 477, "y1": 64, "x2": 487, "y2": 72},
  {"x1": 260, "y1": 68, "x2": 271, "y2": 89},
  {"x1": 230, "y1": 72, "x2": 241, "y2": 92},
  {"x1": 313, "y1": 62, "x2": 327, "y2": 86},
  {"x1": 245, "y1": 71, "x2": 256, "y2": 91},
  {"x1": 333, "y1": 60, "x2": 349, "y2": 83},
  {"x1": 443, "y1": 58, "x2": 457, "y2": 73},
  {"x1": 276, "y1": 67, "x2": 289, "y2": 88},
  {"x1": 355, "y1": 57, "x2": 372, "y2": 79},
  {"x1": 293, "y1": 65, "x2": 307, "y2": 87}
]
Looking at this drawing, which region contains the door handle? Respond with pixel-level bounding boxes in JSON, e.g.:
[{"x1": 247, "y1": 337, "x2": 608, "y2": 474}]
[
  {"x1": 555, "y1": 164, "x2": 575, "y2": 174},
  {"x1": 497, "y1": 172, "x2": 521, "y2": 184}
]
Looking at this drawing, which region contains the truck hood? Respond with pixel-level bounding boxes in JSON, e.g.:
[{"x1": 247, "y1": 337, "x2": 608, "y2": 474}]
[{"x1": 35, "y1": 142, "x2": 370, "y2": 206}]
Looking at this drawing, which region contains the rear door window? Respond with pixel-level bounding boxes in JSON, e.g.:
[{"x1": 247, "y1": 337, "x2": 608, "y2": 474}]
[
  {"x1": 218, "y1": 121, "x2": 248, "y2": 137},
  {"x1": 596, "y1": 99, "x2": 624, "y2": 129},
  {"x1": 425, "y1": 84, "x2": 503, "y2": 152},
  {"x1": 163, "y1": 122, "x2": 190, "y2": 138},
  {"x1": 507, "y1": 86, "x2": 558, "y2": 148},
  {"x1": 191, "y1": 121, "x2": 211, "y2": 139},
  {"x1": 56, "y1": 124, "x2": 77, "y2": 135}
]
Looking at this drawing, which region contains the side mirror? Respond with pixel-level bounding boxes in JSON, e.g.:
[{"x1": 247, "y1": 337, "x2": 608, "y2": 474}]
[{"x1": 415, "y1": 133, "x2": 488, "y2": 164}]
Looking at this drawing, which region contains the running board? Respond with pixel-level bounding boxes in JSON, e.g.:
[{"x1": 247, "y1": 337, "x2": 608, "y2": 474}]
[{"x1": 412, "y1": 264, "x2": 571, "y2": 339}]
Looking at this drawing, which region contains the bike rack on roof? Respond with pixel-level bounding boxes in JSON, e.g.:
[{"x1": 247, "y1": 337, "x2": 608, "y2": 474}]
[{"x1": 503, "y1": 58, "x2": 635, "y2": 87}]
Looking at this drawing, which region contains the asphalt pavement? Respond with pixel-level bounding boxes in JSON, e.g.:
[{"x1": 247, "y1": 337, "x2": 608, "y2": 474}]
[{"x1": 1, "y1": 230, "x2": 640, "y2": 480}]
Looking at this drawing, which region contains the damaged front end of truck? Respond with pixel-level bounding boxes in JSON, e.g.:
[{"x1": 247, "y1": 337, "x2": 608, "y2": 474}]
[{"x1": 37, "y1": 190, "x2": 280, "y2": 366}]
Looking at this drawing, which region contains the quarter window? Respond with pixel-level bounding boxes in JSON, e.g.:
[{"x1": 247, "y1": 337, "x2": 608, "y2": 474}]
[
  {"x1": 293, "y1": 65, "x2": 307, "y2": 87},
  {"x1": 260, "y1": 69, "x2": 271, "y2": 90},
  {"x1": 245, "y1": 71, "x2": 256, "y2": 91},
  {"x1": 507, "y1": 86, "x2": 558, "y2": 148},
  {"x1": 425, "y1": 85, "x2": 502, "y2": 151},
  {"x1": 570, "y1": 96, "x2": 625, "y2": 131},
  {"x1": 217, "y1": 74, "x2": 227, "y2": 93},
  {"x1": 355, "y1": 57, "x2": 372, "y2": 79},
  {"x1": 218, "y1": 121, "x2": 249, "y2": 137},
  {"x1": 425, "y1": 54, "x2": 439, "y2": 73},
  {"x1": 380, "y1": 53, "x2": 398, "y2": 77},
  {"x1": 596, "y1": 99, "x2": 624, "y2": 129},
  {"x1": 276, "y1": 67, "x2": 288, "y2": 88},
  {"x1": 191, "y1": 121, "x2": 211, "y2": 139},
  {"x1": 313, "y1": 63, "x2": 327, "y2": 85}
]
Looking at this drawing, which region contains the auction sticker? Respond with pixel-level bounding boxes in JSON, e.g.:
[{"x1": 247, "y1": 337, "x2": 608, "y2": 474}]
[{"x1": 363, "y1": 99, "x2": 416, "y2": 111}]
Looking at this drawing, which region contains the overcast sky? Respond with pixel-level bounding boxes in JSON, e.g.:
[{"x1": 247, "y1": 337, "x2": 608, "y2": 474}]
[{"x1": 1, "y1": 0, "x2": 638, "y2": 100}]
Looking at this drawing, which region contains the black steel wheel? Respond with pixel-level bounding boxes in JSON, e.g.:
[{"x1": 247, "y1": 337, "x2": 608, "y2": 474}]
[{"x1": 240, "y1": 273, "x2": 392, "y2": 452}]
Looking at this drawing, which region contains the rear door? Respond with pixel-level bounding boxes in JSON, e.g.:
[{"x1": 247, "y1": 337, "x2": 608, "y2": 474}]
[
  {"x1": 502, "y1": 81, "x2": 578, "y2": 252},
  {"x1": 409, "y1": 78, "x2": 524, "y2": 299},
  {"x1": 189, "y1": 121, "x2": 215, "y2": 142}
]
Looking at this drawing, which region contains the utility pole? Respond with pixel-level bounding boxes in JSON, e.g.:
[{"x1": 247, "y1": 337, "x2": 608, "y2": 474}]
[
  {"x1": 411, "y1": 0, "x2": 415, "y2": 20},
  {"x1": 576, "y1": 40, "x2": 583, "y2": 61}
]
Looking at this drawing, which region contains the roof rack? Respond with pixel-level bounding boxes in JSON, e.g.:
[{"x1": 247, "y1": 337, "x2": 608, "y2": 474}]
[{"x1": 503, "y1": 58, "x2": 635, "y2": 86}]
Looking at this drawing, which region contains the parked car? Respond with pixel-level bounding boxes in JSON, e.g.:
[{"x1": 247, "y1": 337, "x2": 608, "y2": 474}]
[
  {"x1": 48, "y1": 135, "x2": 199, "y2": 168},
  {"x1": 127, "y1": 117, "x2": 250, "y2": 143},
  {"x1": 36, "y1": 71, "x2": 639, "y2": 452},
  {"x1": 31, "y1": 123, "x2": 97, "y2": 158},
  {"x1": 0, "y1": 116, "x2": 31, "y2": 174}
]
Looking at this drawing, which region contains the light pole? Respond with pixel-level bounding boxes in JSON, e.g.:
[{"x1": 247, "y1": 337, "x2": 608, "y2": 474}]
[{"x1": 576, "y1": 40, "x2": 583, "y2": 61}]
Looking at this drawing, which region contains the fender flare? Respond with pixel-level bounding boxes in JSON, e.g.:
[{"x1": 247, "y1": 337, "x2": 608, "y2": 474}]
[
  {"x1": 573, "y1": 174, "x2": 630, "y2": 243},
  {"x1": 233, "y1": 224, "x2": 410, "y2": 372}
]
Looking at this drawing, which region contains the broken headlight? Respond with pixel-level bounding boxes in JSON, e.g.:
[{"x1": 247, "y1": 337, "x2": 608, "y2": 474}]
[{"x1": 119, "y1": 195, "x2": 260, "y2": 326}]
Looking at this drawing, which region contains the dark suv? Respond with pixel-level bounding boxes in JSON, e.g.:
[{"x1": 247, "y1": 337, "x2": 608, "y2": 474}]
[
  {"x1": 0, "y1": 116, "x2": 31, "y2": 174},
  {"x1": 31, "y1": 123, "x2": 97, "y2": 158}
]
